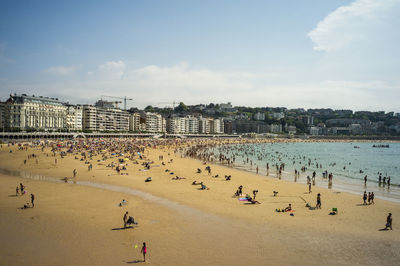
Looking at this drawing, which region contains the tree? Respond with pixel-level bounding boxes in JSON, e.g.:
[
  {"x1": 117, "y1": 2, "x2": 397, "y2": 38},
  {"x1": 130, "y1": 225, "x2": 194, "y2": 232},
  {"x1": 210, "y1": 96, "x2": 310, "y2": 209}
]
[
  {"x1": 175, "y1": 102, "x2": 188, "y2": 113},
  {"x1": 295, "y1": 121, "x2": 306, "y2": 133},
  {"x1": 144, "y1": 105, "x2": 154, "y2": 112},
  {"x1": 128, "y1": 107, "x2": 139, "y2": 113}
]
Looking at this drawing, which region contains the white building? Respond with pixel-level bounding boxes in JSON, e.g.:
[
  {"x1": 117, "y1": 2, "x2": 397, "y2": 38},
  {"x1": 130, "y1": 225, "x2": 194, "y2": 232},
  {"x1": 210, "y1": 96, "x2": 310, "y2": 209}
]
[
  {"x1": 167, "y1": 116, "x2": 186, "y2": 134},
  {"x1": 253, "y1": 112, "x2": 265, "y2": 121},
  {"x1": 82, "y1": 105, "x2": 130, "y2": 132},
  {"x1": 268, "y1": 124, "x2": 282, "y2": 133},
  {"x1": 210, "y1": 118, "x2": 224, "y2": 134},
  {"x1": 129, "y1": 113, "x2": 141, "y2": 132},
  {"x1": 65, "y1": 105, "x2": 83, "y2": 131},
  {"x1": 141, "y1": 112, "x2": 164, "y2": 133},
  {"x1": 3, "y1": 94, "x2": 67, "y2": 130},
  {"x1": 349, "y1": 124, "x2": 362, "y2": 135},
  {"x1": 199, "y1": 117, "x2": 211, "y2": 134},
  {"x1": 186, "y1": 116, "x2": 199, "y2": 134},
  {"x1": 219, "y1": 102, "x2": 235, "y2": 112},
  {"x1": 309, "y1": 126, "x2": 320, "y2": 136},
  {"x1": 271, "y1": 112, "x2": 285, "y2": 120}
]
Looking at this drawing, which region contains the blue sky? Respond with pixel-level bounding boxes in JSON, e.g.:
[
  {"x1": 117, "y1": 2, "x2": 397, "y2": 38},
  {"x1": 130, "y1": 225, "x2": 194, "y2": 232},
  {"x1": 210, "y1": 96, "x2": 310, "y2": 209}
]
[{"x1": 1, "y1": 0, "x2": 399, "y2": 111}]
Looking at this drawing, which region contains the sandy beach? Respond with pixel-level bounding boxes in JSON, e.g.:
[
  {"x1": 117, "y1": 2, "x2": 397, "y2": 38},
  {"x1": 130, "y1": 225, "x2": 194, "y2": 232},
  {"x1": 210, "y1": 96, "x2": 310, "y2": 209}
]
[{"x1": 0, "y1": 138, "x2": 399, "y2": 265}]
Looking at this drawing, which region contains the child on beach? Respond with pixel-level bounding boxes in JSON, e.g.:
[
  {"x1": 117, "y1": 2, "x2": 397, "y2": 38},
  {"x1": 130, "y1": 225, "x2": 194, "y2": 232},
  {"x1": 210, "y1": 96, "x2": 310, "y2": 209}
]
[{"x1": 141, "y1": 242, "x2": 147, "y2": 262}]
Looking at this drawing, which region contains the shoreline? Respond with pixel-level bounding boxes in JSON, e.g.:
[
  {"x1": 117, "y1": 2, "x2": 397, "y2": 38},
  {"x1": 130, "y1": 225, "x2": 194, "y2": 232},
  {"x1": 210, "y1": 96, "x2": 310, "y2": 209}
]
[{"x1": 181, "y1": 140, "x2": 400, "y2": 203}]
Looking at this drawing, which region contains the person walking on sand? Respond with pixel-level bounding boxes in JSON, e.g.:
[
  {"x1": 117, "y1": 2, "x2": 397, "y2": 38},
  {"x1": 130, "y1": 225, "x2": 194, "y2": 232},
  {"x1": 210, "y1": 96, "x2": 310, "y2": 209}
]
[
  {"x1": 73, "y1": 169, "x2": 77, "y2": 178},
  {"x1": 316, "y1": 193, "x2": 321, "y2": 209},
  {"x1": 141, "y1": 242, "x2": 147, "y2": 262},
  {"x1": 363, "y1": 191, "x2": 367, "y2": 205},
  {"x1": 385, "y1": 213, "x2": 392, "y2": 230},
  {"x1": 16, "y1": 186, "x2": 19, "y2": 196},
  {"x1": 308, "y1": 182, "x2": 312, "y2": 193},
  {"x1": 371, "y1": 192, "x2": 375, "y2": 204},
  {"x1": 31, "y1": 193, "x2": 35, "y2": 207},
  {"x1": 123, "y1": 211, "x2": 129, "y2": 228}
]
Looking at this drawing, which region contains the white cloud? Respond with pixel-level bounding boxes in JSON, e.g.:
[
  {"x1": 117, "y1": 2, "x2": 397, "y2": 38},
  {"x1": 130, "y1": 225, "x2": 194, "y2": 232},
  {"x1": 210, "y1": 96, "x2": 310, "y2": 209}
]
[
  {"x1": 44, "y1": 65, "x2": 79, "y2": 76},
  {"x1": 308, "y1": 0, "x2": 400, "y2": 52},
  {"x1": 98, "y1": 60, "x2": 126, "y2": 79},
  {"x1": 3, "y1": 61, "x2": 400, "y2": 112}
]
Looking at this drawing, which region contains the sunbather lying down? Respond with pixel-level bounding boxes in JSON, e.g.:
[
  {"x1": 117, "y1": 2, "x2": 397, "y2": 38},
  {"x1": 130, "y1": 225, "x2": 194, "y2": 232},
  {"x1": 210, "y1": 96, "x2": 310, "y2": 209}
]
[
  {"x1": 145, "y1": 177, "x2": 152, "y2": 182},
  {"x1": 172, "y1": 176, "x2": 185, "y2": 180},
  {"x1": 245, "y1": 195, "x2": 260, "y2": 204}
]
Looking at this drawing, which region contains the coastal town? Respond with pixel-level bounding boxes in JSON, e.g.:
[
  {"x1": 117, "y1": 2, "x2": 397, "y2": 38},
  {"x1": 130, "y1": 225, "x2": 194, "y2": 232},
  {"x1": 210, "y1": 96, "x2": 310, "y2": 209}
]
[
  {"x1": 1, "y1": 93, "x2": 400, "y2": 136},
  {"x1": 1, "y1": 0, "x2": 400, "y2": 264}
]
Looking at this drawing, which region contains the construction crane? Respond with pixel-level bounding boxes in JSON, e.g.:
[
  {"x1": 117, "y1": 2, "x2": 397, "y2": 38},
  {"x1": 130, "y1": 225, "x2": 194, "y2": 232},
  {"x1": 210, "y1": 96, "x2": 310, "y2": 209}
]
[{"x1": 101, "y1": 95, "x2": 133, "y2": 110}]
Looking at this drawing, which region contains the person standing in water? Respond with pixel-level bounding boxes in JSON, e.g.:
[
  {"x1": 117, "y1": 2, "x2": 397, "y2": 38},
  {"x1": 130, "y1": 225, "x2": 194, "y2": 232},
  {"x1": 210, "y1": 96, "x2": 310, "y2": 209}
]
[{"x1": 141, "y1": 242, "x2": 147, "y2": 262}]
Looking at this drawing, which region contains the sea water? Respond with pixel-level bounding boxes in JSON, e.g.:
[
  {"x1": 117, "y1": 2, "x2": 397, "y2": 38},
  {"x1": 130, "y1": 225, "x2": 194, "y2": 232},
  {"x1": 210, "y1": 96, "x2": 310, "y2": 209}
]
[{"x1": 210, "y1": 142, "x2": 400, "y2": 202}]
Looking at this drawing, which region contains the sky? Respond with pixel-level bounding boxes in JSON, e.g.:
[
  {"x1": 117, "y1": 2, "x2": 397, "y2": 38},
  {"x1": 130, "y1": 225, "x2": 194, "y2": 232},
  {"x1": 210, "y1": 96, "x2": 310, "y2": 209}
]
[{"x1": 0, "y1": 0, "x2": 399, "y2": 112}]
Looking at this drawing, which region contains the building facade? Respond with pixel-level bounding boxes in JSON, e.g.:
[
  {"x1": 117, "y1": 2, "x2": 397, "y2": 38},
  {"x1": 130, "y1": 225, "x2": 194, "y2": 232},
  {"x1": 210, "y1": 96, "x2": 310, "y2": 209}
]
[
  {"x1": 65, "y1": 105, "x2": 83, "y2": 131},
  {"x1": 82, "y1": 105, "x2": 129, "y2": 132},
  {"x1": 141, "y1": 112, "x2": 164, "y2": 133},
  {"x1": 3, "y1": 94, "x2": 67, "y2": 130}
]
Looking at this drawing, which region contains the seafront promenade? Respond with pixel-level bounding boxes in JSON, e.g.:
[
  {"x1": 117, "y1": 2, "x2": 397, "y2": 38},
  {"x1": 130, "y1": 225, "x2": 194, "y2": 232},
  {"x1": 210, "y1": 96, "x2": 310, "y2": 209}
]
[{"x1": 0, "y1": 132, "x2": 241, "y2": 140}]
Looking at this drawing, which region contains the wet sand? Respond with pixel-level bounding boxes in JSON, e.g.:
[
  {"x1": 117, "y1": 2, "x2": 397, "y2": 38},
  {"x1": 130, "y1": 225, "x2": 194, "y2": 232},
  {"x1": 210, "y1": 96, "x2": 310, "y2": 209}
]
[{"x1": 0, "y1": 140, "x2": 399, "y2": 265}]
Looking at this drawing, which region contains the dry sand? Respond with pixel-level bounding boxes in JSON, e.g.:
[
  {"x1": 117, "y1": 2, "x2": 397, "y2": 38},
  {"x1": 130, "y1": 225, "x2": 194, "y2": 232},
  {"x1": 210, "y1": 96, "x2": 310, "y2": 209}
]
[{"x1": 0, "y1": 141, "x2": 399, "y2": 265}]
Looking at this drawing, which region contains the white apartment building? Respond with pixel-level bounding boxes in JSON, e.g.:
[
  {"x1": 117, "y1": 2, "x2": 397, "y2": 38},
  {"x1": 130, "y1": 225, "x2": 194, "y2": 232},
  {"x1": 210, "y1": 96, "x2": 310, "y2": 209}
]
[
  {"x1": 199, "y1": 117, "x2": 211, "y2": 134},
  {"x1": 253, "y1": 112, "x2": 265, "y2": 121},
  {"x1": 3, "y1": 94, "x2": 67, "y2": 130},
  {"x1": 269, "y1": 124, "x2": 282, "y2": 133},
  {"x1": 141, "y1": 112, "x2": 164, "y2": 133},
  {"x1": 167, "y1": 116, "x2": 186, "y2": 134},
  {"x1": 309, "y1": 126, "x2": 320, "y2": 136},
  {"x1": 129, "y1": 113, "x2": 141, "y2": 132},
  {"x1": 82, "y1": 105, "x2": 130, "y2": 132},
  {"x1": 272, "y1": 112, "x2": 285, "y2": 120},
  {"x1": 210, "y1": 118, "x2": 224, "y2": 134},
  {"x1": 65, "y1": 105, "x2": 83, "y2": 131},
  {"x1": 186, "y1": 116, "x2": 199, "y2": 134}
]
